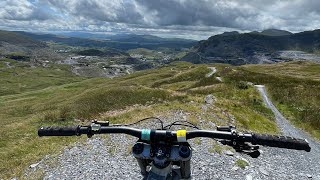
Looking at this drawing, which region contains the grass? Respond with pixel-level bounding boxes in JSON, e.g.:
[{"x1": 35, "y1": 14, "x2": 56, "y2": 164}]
[
  {"x1": 152, "y1": 64, "x2": 210, "y2": 88},
  {"x1": 188, "y1": 83, "x2": 278, "y2": 133},
  {"x1": 0, "y1": 62, "x2": 189, "y2": 178},
  {"x1": 208, "y1": 142, "x2": 223, "y2": 154},
  {"x1": 235, "y1": 159, "x2": 249, "y2": 169},
  {"x1": 244, "y1": 61, "x2": 320, "y2": 81},
  {"x1": 72, "y1": 86, "x2": 182, "y2": 119},
  {"x1": 127, "y1": 48, "x2": 163, "y2": 59},
  {"x1": 0, "y1": 58, "x2": 85, "y2": 96},
  {"x1": 0, "y1": 60, "x2": 300, "y2": 179},
  {"x1": 224, "y1": 61, "x2": 320, "y2": 139}
]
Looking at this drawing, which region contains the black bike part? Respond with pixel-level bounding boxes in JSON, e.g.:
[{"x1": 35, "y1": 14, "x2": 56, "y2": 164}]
[
  {"x1": 38, "y1": 126, "x2": 311, "y2": 152},
  {"x1": 252, "y1": 134, "x2": 311, "y2": 152},
  {"x1": 98, "y1": 127, "x2": 142, "y2": 138},
  {"x1": 132, "y1": 143, "x2": 144, "y2": 155},
  {"x1": 38, "y1": 126, "x2": 143, "y2": 138},
  {"x1": 92, "y1": 120, "x2": 109, "y2": 126},
  {"x1": 186, "y1": 130, "x2": 253, "y2": 142},
  {"x1": 216, "y1": 125, "x2": 235, "y2": 132},
  {"x1": 248, "y1": 150, "x2": 261, "y2": 158},
  {"x1": 178, "y1": 145, "x2": 191, "y2": 158},
  {"x1": 38, "y1": 126, "x2": 80, "y2": 136}
]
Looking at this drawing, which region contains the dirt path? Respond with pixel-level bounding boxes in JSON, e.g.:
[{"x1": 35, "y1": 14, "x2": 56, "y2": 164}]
[
  {"x1": 254, "y1": 85, "x2": 320, "y2": 179},
  {"x1": 206, "y1": 67, "x2": 217, "y2": 77},
  {"x1": 255, "y1": 85, "x2": 320, "y2": 152}
]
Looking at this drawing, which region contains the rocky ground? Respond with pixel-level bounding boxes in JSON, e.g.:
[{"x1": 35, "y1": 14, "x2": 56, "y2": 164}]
[
  {"x1": 23, "y1": 88, "x2": 320, "y2": 180},
  {"x1": 277, "y1": 51, "x2": 320, "y2": 62}
]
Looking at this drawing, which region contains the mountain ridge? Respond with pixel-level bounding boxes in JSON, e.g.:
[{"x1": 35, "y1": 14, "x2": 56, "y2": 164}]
[
  {"x1": 0, "y1": 30, "x2": 46, "y2": 48},
  {"x1": 250, "y1": 29, "x2": 293, "y2": 36},
  {"x1": 11, "y1": 30, "x2": 196, "y2": 50},
  {"x1": 182, "y1": 29, "x2": 320, "y2": 65}
]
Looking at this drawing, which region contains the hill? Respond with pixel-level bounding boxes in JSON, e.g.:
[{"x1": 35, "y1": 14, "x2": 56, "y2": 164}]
[
  {"x1": 77, "y1": 48, "x2": 129, "y2": 57},
  {"x1": 0, "y1": 30, "x2": 45, "y2": 48},
  {"x1": 1, "y1": 60, "x2": 320, "y2": 178},
  {"x1": 0, "y1": 30, "x2": 49, "y2": 63},
  {"x1": 56, "y1": 31, "x2": 196, "y2": 43},
  {"x1": 251, "y1": 29, "x2": 293, "y2": 36},
  {"x1": 14, "y1": 31, "x2": 196, "y2": 50},
  {"x1": 0, "y1": 61, "x2": 279, "y2": 178},
  {"x1": 182, "y1": 29, "x2": 320, "y2": 65}
]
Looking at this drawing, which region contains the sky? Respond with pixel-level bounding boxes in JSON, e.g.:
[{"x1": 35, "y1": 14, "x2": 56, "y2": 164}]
[{"x1": 0, "y1": 0, "x2": 320, "y2": 40}]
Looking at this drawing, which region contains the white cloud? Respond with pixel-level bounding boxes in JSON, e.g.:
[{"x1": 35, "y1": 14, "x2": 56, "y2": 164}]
[
  {"x1": 0, "y1": 0, "x2": 51, "y2": 20},
  {"x1": 1, "y1": 0, "x2": 320, "y2": 40}
]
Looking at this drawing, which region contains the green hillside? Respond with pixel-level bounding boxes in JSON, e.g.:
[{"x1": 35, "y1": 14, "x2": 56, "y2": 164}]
[
  {"x1": 77, "y1": 48, "x2": 129, "y2": 57},
  {"x1": 1, "y1": 60, "x2": 320, "y2": 179},
  {"x1": 0, "y1": 58, "x2": 85, "y2": 96},
  {"x1": 0, "y1": 61, "x2": 280, "y2": 178},
  {"x1": 0, "y1": 30, "x2": 45, "y2": 47}
]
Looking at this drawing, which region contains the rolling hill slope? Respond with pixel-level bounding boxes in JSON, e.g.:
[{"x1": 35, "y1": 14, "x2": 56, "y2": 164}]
[
  {"x1": 1, "y1": 58, "x2": 320, "y2": 179},
  {"x1": 0, "y1": 61, "x2": 279, "y2": 178},
  {"x1": 0, "y1": 30, "x2": 46, "y2": 48}
]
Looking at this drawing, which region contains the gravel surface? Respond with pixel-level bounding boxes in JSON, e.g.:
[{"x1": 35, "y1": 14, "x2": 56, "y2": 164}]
[
  {"x1": 206, "y1": 67, "x2": 217, "y2": 77},
  {"x1": 254, "y1": 85, "x2": 320, "y2": 179},
  {"x1": 278, "y1": 51, "x2": 320, "y2": 62},
  {"x1": 23, "y1": 87, "x2": 320, "y2": 180}
]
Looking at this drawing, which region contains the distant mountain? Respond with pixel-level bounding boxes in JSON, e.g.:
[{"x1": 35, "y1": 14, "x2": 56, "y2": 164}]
[
  {"x1": 220, "y1": 31, "x2": 240, "y2": 36},
  {"x1": 108, "y1": 34, "x2": 195, "y2": 43},
  {"x1": 250, "y1": 29, "x2": 293, "y2": 36},
  {"x1": 55, "y1": 32, "x2": 112, "y2": 39},
  {"x1": 182, "y1": 29, "x2": 320, "y2": 65},
  {"x1": 0, "y1": 30, "x2": 45, "y2": 48},
  {"x1": 22, "y1": 31, "x2": 196, "y2": 50},
  {"x1": 56, "y1": 31, "x2": 196, "y2": 43}
]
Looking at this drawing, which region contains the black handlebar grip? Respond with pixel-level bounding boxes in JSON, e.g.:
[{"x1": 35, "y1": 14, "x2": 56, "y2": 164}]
[
  {"x1": 252, "y1": 134, "x2": 311, "y2": 152},
  {"x1": 38, "y1": 126, "x2": 80, "y2": 137}
]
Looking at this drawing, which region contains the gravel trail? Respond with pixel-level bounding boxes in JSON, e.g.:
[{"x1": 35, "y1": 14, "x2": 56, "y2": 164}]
[
  {"x1": 255, "y1": 85, "x2": 320, "y2": 153},
  {"x1": 254, "y1": 85, "x2": 320, "y2": 179},
  {"x1": 206, "y1": 67, "x2": 217, "y2": 77}
]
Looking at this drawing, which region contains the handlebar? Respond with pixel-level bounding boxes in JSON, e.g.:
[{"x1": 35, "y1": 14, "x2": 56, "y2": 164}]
[
  {"x1": 252, "y1": 133, "x2": 310, "y2": 151},
  {"x1": 38, "y1": 125, "x2": 311, "y2": 152}
]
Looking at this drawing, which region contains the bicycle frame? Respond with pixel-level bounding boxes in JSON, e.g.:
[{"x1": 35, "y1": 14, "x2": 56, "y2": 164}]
[{"x1": 38, "y1": 121, "x2": 311, "y2": 179}]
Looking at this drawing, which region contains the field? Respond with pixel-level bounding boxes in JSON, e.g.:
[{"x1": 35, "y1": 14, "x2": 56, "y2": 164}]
[
  {"x1": 3, "y1": 59, "x2": 320, "y2": 179},
  {"x1": 0, "y1": 60, "x2": 282, "y2": 178},
  {"x1": 0, "y1": 58, "x2": 85, "y2": 96}
]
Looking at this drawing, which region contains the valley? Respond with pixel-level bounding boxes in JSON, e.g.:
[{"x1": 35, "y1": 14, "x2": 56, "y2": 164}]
[
  {"x1": 2, "y1": 1, "x2": 320, "y2": 179},
  {"x1": 0, "y1": 29, "x2": 320, "y2": 179}
]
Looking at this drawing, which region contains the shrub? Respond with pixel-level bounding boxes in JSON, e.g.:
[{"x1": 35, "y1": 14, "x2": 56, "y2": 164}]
[
  {"x1": 237, "y1": 81, "x2": 249, "y2": 89},
  {"x1": 235, "y1": 159, "x2": 249, "y2": 169},
  {"x1": 58, "y1": 106, "x2": 73, "y2": 121},
  {"x1": 152, "y1": 66, "x2": 210, "y2": 87},
  {"x1": 73, "y1": 87, "x2": 182, "y2": 119}
]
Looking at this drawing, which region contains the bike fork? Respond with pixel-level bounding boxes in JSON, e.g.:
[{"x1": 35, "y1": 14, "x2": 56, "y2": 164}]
[{"x1": 136, "y1": 158, "x2": 191, "y2": 180}]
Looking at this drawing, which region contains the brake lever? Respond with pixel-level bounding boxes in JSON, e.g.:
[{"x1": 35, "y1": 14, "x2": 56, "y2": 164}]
[
  {"x1": 219, "y1": 139, "x2": 260, "y2": 158},
  {"x1": 216, "y1": 125, "x2": 236, "y2": 132},
  {"x1": 92, "y1": 120, "x2": 109, "y2": 126}
]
